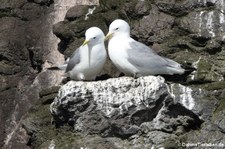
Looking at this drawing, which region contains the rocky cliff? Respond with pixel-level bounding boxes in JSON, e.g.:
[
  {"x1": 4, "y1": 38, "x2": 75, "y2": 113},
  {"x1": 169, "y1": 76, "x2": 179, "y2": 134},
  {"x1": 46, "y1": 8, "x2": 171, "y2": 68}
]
[
  {"x1": 1, "y1": 0, "x2": 225, "y2": 148},
  {"x1": 0, "y1": 0, "x2": 97, "y2": 148}
]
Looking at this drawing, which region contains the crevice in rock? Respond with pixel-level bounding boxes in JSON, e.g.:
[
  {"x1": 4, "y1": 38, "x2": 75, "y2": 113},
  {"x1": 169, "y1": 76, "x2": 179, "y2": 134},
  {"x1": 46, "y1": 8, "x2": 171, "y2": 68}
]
[
  {"x1": 130, "y1": 93, "x2": 168, "y2": 126},
  {"x1": 57, "y1": 38, "x2": 71, "y2": 54},
  {"x1": 110, "y1": 123, "x2": 140, "y2": 139},
  {"x1": 27, "y1": 48, "x2": 43, "y2": 72},
  {"x1": 190, "y1": 35, "x2": 210, "y2": 47},
  {"x1": 0, "y1": 8, "x2": 29, "y2": 21},
  {"x1": 0, "y1": 54, "x2": 10, "y2": 63},
  {"x1": 166, "y1": 103, "x2": 203, "y2": 131},
  {"x1": 0, "y1": 8, "x2": 13, "y2": 18},
  {"x1": 52, "y1": 95, "x2": 92, "y2": 128},
  {"x1": 205, "y1": 47, "x2": 222, "y2": 55},
  {"x1": 95, "y1": 74, "x2": 112, "y2": 81},
  {"x1": 27, "y1": 0, "x2": 54, "y2": 7}
]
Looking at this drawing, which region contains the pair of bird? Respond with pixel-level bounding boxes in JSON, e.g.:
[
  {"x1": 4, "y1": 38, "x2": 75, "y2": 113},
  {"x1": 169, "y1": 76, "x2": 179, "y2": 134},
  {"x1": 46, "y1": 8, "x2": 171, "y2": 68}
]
[{"x1": 60, "y1": 19, "x2": 184, "y2": 81}]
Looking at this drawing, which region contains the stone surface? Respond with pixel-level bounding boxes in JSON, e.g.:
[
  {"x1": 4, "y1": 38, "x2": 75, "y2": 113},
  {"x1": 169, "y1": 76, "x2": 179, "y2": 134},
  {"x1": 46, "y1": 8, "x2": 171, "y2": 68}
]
[
  {"x1": 49, "y1": 76, "x2": 202, "y2": 148},
  {"x1": 183, "y1": 121, "x2": 225, "y2": 148},
  {"x1": 0, "y1": 0, "x2": 98, "y2": 148},
  {"x1": 1, "y1": 0, "x2": 225, "y2": 148},
  {"x1": 170, "y1": 83, "x2": 218, "y2": 121}
]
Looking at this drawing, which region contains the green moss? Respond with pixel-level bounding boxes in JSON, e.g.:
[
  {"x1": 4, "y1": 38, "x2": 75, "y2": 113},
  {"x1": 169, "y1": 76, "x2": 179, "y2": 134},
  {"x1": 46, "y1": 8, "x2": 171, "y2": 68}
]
[
  {"x1": 39, "y1": 86, "x2": 60, "y2": 97},
  {"x1": 203, "y1": 82, "x2": 225, "y2": 91},
  {"x1": 214, "y1": 98, "x2": 225, "y2": 113},
  {"x1": 192, "y1": 58, "x2": 224, "y2": 82},
  {"x1": 197, "y1": 59, "x2": 212, "y2": 72},
  {"x1": 0, "y1": 12, "x2": 9, "y2": 18},
  {"x1": 40, "y1": 93, "x2": 58, "y2": 104},
  {"x1": 163, "y1": 140, "x2": 181, "y2": 149},
  {"x1": 0, "y1": 9, "x2": 11, "y2": 18},
  {"x1": 38, "y1": 86, "x2": 60, "y2": 104},
  {"x1": 22, "y1": 103, "x2": 56, "y2": 148},
  {"x1": 0, "y1": 8, "x2": 19, "y2": 18}
]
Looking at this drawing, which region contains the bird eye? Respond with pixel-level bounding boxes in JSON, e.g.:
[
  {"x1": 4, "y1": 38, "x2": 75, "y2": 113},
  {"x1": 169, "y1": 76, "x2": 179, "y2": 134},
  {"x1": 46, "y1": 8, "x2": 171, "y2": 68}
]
[
  {"x1": 115, "y1": 27, "x2": 119, "y2": 30},
  {"x1": 93, "y1": 37, "x2": 96, "y2": 39}
]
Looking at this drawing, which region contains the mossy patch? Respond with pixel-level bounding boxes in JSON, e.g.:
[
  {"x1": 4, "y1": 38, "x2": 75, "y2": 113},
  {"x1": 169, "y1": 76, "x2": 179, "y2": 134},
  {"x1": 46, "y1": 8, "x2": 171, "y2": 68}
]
[
  {"x1": 197, "y1": 58, "x2": 212, "y2": 71},
  {"x1": 39, "y1": 86, "x2": 60, "y2": 104},
  {"x1": 214, "y1": 98, "x2": 225, "y2": 113},
  {"x1": 0, "y1": 9, "x2": 13, "y2": 18},
  {"x1": 191, "y1": 58, "x2": 223, "y2": 83},
  {"x1": 163, "y1": 138, "x2": 186, "y2": 149},
  {"x1": 23, "y1": 103, "x2": 56, "y2": 148},
  {"x1": 203, "y1": 82, "x2": 225, "y2": 91},
  {"x1": 39, "y1": 86, "x2": 60, "y2": 97}
]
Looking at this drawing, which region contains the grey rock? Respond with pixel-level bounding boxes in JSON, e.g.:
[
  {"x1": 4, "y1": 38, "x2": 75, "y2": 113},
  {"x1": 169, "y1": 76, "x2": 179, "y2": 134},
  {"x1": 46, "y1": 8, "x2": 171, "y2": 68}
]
[
  {"x1": 170, "y1": 83, "x2": 218, "y2": 121},
  {"x1": 50, "y1": 76, "x2": 168, "y2": 136},
  {"x1": 0, "y1": 0, "x2": 81, "y2": 148},
  {"x1": 213, "y1": 109, "x2": 225, "y2": 131},
  {"x1": 2, "y1": 0, "x2": 225, "y2": 148},
  {"x1": 65, "y1": 5, "x2": 95, "y2": 21},
  {"x1": 51, "y1": 76, "x2": 202, "y2": 141},
  {"x1": 154, "y1": 0, "x2": 205, "y2": 17},
  {"x1": 123, "y1": 0, "x2": 151, "y2": 19},
  {"x1": 29, "y1": 0, "x2": 54, "y2": 6},
  {"x1": 183, "y1": 121, "x2": 225, "y2": 147}
]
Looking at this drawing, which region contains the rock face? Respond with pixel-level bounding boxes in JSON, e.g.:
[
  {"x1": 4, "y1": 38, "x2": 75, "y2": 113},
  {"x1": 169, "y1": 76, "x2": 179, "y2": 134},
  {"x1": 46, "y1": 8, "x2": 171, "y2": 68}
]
[
  {"x1": 49, "y1": 76, "x2": 203, "y2": 148},
  {"x1": 0, "y1": 0, "x2": 97, "y2": 148},
  {"x1": 53, "y1": 0, "x2": 225, "y2": 82},
  {"x1": 1, "y1": 0, "x2": 225, "y2": 148}
]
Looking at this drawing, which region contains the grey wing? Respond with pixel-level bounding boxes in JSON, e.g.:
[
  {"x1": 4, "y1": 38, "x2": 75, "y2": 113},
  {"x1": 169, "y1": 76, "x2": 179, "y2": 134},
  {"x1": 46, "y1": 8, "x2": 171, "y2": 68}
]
[
  {"x1": 65, "y1": 47, "x2": 81, "y2": 73},
  {"x1": 127, "y1": 40, "x2": 178, "y2": 69}
]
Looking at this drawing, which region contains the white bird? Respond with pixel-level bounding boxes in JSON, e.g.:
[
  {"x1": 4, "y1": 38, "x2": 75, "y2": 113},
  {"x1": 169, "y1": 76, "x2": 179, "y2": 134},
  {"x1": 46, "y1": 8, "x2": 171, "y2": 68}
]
[
  {"x1": 65, "y1": 27, "x2": 106, "y2": 81},
  {"x1": 105, "y1": 19, "x2": 184, "y2": 77}
]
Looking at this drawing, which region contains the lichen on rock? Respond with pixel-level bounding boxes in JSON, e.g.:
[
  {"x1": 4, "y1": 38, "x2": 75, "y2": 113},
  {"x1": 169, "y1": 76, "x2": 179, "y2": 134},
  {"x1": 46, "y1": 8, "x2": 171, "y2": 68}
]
[
  {"x1": 50, "y1": 76, "x2": 203, "y2": 147},
  {"x1": 2, "y1": 0, "x2": 225, "y2": 148}
]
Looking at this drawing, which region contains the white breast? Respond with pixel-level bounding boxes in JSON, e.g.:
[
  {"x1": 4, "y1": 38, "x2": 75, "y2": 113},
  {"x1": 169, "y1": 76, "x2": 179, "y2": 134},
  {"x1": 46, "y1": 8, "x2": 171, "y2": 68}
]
[
  {"x1": 108, "y1": 36, "x2": 138, "y2": 76},
  {"x1": 70, "y1": 44, "x2": 106, "y2": 80}
]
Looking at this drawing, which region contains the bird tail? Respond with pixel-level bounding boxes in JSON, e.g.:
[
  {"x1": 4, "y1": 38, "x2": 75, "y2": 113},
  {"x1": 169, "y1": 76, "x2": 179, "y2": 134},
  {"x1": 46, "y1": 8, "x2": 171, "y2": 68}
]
[
  {"x1": 167, "y1": 66, "x2": 185, "y2": 75},
  {"x1": 176, "y1": 67, "x2": 185, "y2": 75},
  {"x1": 47, "y1": 58, "x2": 69, "y2": 71},
  {"x1": 165, "y1": 58, "x2": 185, "y2": 75}
]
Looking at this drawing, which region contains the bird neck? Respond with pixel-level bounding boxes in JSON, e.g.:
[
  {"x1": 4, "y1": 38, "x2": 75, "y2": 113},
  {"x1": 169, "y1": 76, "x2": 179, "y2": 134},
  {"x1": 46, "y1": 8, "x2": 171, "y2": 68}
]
[
  {"x1": 113, "y1": 32, "x2": 130, "y2": 39},
  {"x1": 88, "y1": 42, "x2": 104, "y2": 50}
]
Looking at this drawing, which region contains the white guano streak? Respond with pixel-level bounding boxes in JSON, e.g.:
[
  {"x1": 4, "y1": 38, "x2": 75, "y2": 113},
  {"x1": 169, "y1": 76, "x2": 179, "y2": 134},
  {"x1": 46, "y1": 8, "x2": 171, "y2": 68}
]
[{"x1": 178, "y1": 84, "x2": 195, "y2": 110}]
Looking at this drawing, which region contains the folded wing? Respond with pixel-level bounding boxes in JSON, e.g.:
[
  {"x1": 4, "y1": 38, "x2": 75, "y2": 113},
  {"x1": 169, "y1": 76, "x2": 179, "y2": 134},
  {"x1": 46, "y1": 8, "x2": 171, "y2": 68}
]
[
  {"x1": 65, "y1": 47, "x2": 81, "y2": 73},
  {"x1": 127, "y1": 40, "x2": 184, "y2": 75}
]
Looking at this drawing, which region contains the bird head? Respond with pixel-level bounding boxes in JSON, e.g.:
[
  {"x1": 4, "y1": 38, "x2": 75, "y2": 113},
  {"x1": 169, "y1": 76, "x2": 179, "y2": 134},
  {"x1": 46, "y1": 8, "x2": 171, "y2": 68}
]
[
  {"x1": 82, "y1": 27, "x2": 105, "y2": 47},
  {"x1": 105, "y1": 19, "x2": 130, "y2": 41}
]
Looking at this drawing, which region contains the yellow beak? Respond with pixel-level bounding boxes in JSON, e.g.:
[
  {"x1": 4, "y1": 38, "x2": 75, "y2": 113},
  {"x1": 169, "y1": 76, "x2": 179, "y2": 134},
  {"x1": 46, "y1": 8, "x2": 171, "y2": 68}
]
[
  {"x1": 82, "y1": 40, "x2": 89, "y2": 46},
  {"x1": 105, "y1": 32, "x2": 113, "y2": 41}
]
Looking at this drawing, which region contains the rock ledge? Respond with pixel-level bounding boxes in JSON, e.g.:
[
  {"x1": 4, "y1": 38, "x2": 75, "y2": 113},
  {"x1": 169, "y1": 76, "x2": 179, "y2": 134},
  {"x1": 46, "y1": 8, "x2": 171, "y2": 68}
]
[{"x1": 50, "y1": 76, "x2": 202, "y2": 140}]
